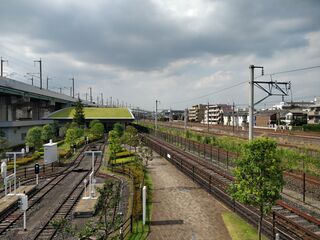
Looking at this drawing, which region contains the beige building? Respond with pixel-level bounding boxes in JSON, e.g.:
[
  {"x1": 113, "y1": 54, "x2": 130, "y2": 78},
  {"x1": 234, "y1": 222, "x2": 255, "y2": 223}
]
[
  {"x1": 188, "y1": 104, "x2": 206, "y2": 122},
  {"x1": 202, "y1": 104, "x2": 232, "y2": 125}
]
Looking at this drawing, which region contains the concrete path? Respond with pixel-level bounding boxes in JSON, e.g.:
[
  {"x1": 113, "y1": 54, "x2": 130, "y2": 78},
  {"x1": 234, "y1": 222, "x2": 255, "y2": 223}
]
[{"x1": 147, "y1": 152, "x2": 231, "y2": 240}]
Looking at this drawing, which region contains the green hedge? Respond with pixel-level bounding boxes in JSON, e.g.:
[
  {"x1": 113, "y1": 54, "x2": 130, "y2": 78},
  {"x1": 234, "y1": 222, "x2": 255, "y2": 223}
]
[
  {"x1": 115, "y1": 150, "x2": 134, "y2": 159},
  {"x1": 302, "y1": 124, "x2": 320, "y2": 132}
]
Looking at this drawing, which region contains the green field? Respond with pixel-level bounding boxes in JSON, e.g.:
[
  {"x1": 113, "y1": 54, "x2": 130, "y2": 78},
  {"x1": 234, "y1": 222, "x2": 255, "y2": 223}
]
[{"x1": 48, "y1": 107, "x2": 133, "y2": 119}]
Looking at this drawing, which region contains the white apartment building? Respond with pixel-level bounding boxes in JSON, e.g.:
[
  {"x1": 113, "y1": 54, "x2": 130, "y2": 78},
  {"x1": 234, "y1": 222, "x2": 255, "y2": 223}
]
[
  {"x1": 188, "y1": 104, "x2": 206, "y2": 122},
  {"x1": 202, "y1": 104, "x2": 232, "y2": 125}
]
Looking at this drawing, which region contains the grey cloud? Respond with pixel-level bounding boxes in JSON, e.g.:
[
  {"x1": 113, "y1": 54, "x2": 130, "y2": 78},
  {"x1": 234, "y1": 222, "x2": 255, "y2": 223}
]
[{"x1": 1, "y1": 0, "x2": 320, "y2": 71}]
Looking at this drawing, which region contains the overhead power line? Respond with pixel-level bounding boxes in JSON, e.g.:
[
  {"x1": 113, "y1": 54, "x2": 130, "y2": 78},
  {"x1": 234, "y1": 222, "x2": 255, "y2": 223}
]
[
  {"x1": 171, "y1": 80, "x2": 247, "y2": 104},
  {"x1": 270, "y1": 65, "x2": 320, "y2": 76}
]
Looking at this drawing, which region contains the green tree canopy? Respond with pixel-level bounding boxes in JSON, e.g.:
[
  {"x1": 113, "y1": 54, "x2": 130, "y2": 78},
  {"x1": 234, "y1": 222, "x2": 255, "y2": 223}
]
[
  {"x1": 108, "y1": 130, "x2": 122, "y2": 162},
  {"x1": 123, "y1": 125, "x2": 139, "y2": 151},
  {"x1": 89, "y1": 119, "x2": 101, "y2": 128},
  {"x1": 73, "y1": 99, "x2": 85, "y2": 126},
  {"x1": 113, "y1": 123, "x2": 124, "y2": 138},
  {"x1": 41, "y1": 124, "x2": 55, "y2": 143},
  {"x1": 90, "y1": 122, "x2": 104, "y2": 139},
  {"x1": 26, "y1": 127, "x2": 43, "y2": 150},
  {"x1": 230, "y1": 137, "x2": 284, "y2": 240},
  {"x1": 65, "y1": 128, "x2": 77, "y2": 148}
]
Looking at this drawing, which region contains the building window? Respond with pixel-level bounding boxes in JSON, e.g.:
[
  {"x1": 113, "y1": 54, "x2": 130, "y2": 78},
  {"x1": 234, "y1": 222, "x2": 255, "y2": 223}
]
[{"x1": 21, "y1": 133, "x2": 27, "y2": 141}]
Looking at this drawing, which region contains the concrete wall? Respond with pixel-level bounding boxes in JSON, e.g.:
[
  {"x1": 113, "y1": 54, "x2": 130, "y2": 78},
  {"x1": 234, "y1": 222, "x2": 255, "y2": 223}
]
[{"x1": 0, "y1": 120, "x2": 53, "y2": 147}]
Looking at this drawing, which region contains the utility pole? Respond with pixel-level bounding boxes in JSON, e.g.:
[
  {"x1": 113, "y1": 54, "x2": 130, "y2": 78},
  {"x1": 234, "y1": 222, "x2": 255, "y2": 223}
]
[
  {"x1": 155, "y1": 100, "x2": 159, "y2": 131},
  {"x1": 46, "y1": 76, "x2": 51, "y2": 90},
  {"x1": 59, "y1": 87, "x2": 62, "y2": 94},
  {"x1": 89, "y1": 87, "x2": 92, "y2": 103},
  {"x1": 249, "y1": 65, "x2": 264, "y2": 141},
  {"x1": 70, "y1": 77, "x2": 75, "y2": 98},
  {"x1": 232, "y1": 102, "x2": 235, "y2": 134},
  {"x1": 29, "y1": 76, "x2": 34, "y2": 86},
  {"x1": 85, "y1": 92, "x2": 88, "y2": 101},
  {"x1": 101, "y1": 93, "x2": 104, "y2": 106},
  {"x1": 207, "y1": 101, "x2": 210, "y2": 132},
  {"x1": 34, "y1": 59, "x2": 42, "y2": 89},
  {"x1": 184, "y1": 108, "x2": 188, "y2": 131},
  {"x1": 1, "y1": 57, "x2": 8, "y2": 77}
]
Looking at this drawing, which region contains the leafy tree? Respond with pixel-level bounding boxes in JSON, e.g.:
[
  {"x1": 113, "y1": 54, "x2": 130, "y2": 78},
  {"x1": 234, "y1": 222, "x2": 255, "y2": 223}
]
[
  {"x1": 59, "y1": 125, "x2": 68, "y2": 138},
  {"x1": 138, "y1": 142, "x2": 154, "y2": 167},
  {"x1": 91, "y1": 122, "x2": 105, "y2": 139},
  {"x1": 95, "y1": 180, "x2": 122, "y2": 239},
  {"x1": 230, "y1": 137, "x2": 284, "y2": 240},
  {"x1": 123, "y1": 126, "x2": 139, "y2": 152},
  {"x1": 75, "y1": 221, "x2": 97, "y2": 240},
  {"x1": 108, "y1": 130, "x2": 122, "y2": 164},
  {"x1": 73, "y1": 99, "x2": 85, "y2": 126},
  {"x1": 65, "y1": 128, "x2": 77, "y2": 148},
  {"x1": 113, "y1": 123, "x2": 124, "y2": 138},
  {"x1": 51, "y1": 218, "x2": 74, "y2": 239},
  {"x1": 89, "y1": 119, "x2": 101, "y2": 128},
  {"x1": 41, "y1": 124, "x2": 55, "y2": 143},
  {"x1": 26, "y1": 127, "x2": 43, "y2": 150}
]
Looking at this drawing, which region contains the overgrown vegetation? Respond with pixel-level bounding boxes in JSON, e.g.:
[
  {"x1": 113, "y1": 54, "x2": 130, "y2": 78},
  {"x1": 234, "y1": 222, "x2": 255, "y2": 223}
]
[{"x1": 138, "y1": 122, "x2": 320, "y2": 176}]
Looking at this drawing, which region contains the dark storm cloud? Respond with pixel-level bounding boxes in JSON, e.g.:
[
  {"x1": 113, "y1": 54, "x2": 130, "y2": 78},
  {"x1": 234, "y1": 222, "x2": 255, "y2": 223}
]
[{"x1": 1, "y1": 0, "x2": 320, "y2": 71}]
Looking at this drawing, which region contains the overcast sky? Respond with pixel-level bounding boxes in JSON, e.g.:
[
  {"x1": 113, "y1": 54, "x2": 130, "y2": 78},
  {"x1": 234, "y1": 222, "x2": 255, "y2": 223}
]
[{"x1": 1, "y1": 0, "x2": 320, "y2": 111}]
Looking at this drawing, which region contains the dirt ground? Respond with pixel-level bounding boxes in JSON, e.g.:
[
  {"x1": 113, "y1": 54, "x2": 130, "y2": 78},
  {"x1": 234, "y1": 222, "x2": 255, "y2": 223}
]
[{"x1": 147, "y1": 152, "x2": 231, "y2": 240}]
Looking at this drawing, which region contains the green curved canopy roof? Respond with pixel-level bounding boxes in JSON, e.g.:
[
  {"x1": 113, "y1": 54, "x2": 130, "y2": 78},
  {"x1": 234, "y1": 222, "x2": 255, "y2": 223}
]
[{"x1": 47, "y1": 107, "x2": 134, "y2": 120}]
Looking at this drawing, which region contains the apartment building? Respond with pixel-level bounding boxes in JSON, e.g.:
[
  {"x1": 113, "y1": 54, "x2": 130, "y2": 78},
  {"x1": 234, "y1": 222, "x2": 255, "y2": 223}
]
[
  {"x1": 202, "y1": 104, "x2": 232, "y2": 125},
  {"x1": 188, "y1": 104, "x2": 206, "y2": 122}
]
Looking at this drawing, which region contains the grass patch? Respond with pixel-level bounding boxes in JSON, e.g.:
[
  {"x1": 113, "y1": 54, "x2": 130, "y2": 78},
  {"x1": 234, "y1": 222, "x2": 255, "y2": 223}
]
[
  {"x1": 49, "y1": 107, "x2": 133, "y2": 119},
  {"x1": 115, "y1": 150, "x2": 135, "y2": 158},
  {"x1": 129, "y1": 169, "x2": 152, "y2": 240},
  {"x1": 222, "y1": 212, "x2": 267, "y2": 240},
  {"x1": 115, "y1": 156, "x2": 136, "y2": 164}
]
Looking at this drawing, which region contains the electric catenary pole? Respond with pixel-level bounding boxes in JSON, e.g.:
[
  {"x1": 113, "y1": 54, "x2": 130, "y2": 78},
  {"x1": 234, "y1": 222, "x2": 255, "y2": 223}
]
[
  {"x1": 249, "y1": 65, "x2": 291, "y2": 141},
  {"x1": 34, "y1": 59, "x2": 42, "y2": 89},
  {"x1": 1, "y1": 57, "x2": 8, "y2": 77},
  {"x1": 70, "y1": 77, "x2": 75, "y2": 98},
  {"x1": 155, "y1": 100, "x2": 159, "y2": 132}
]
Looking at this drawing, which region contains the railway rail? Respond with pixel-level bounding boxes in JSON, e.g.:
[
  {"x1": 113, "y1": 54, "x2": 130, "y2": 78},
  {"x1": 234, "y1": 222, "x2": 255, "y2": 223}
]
[
  {"x1": 0, "y1": 141, "x2": 99, "y2": 198},
  {"x1": 0, "y1": 141, "x2": 104, "y2": 239},
  {"x1": 146, "y1": 128, "x2": 320, "y2": 205},
  {"x1": 143, "y1": 133, "x2": 320, "y2": 239},
  {"x1": 150, "y1": 120, "x2": 320, "y2": 153},
  {"x1": 28, "y1": 142, "x2": 105, "y2": 240}
]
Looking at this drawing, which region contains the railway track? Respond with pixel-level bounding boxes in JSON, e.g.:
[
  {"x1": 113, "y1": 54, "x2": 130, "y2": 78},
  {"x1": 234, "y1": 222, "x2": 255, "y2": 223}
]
[
  {"x1": 0, "y1": 142, "x2": 98, "y2": 198},
  {"x1": 0, "y1": 142, "x2": 104, "y2": 238},
  {"x1": 143, "y1": 134, "x2": 320, "y2": 239},
  {"x1": 151, "y1": 120, "x2": 320, "y2": 153},
  {"x1": 28, "y1": 142, "x2": 105, "y2": 240},
  {"x1": 147, "y1": 127, "x2": 320, "y2": 210}
]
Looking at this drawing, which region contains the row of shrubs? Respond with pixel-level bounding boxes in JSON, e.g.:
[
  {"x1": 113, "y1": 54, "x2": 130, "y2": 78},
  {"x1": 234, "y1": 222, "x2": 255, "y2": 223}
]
[
  {"x1": 7, "y1": 152, "x2": 42, "y2": 171},
  {"x1": 302, "y1": 124, "x2": 320, "y2": 132}
]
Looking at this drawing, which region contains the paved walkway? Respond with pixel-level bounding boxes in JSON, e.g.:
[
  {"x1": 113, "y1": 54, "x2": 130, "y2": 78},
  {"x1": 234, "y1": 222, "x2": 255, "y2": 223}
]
[{"x1": 147, "y1": 152, "x2": 231, "y2": 240}]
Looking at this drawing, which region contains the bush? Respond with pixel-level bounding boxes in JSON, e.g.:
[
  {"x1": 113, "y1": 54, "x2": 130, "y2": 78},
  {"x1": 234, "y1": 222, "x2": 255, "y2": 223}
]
[
  {"x1": 302, "y1": 124, "x2": 320, "y2": 132},
  {"x1": 26, "y1": 127, "x2": 43, "y2": 150},
  {"x1": 115, "y1": 150, "x2": 134, "y2": 159},
  {"x1": 59, "y1": 149, "x2": 72, "y2": 159}
]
